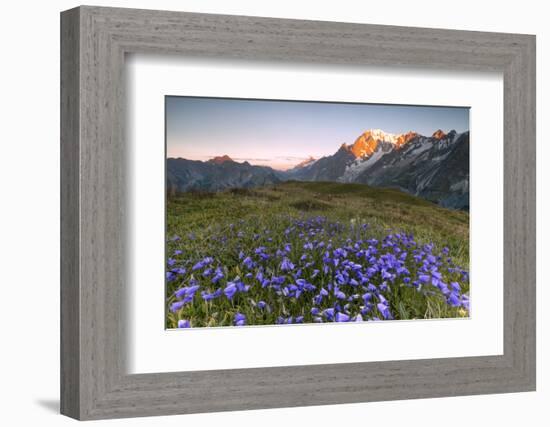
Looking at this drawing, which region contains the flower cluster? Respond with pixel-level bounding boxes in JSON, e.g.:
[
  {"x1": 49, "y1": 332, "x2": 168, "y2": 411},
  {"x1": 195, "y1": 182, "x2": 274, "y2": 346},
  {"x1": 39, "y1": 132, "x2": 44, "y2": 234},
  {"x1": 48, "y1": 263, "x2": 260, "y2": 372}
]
[{"x1": 166, "y1": 215, "x2": 469, "y2": 328}]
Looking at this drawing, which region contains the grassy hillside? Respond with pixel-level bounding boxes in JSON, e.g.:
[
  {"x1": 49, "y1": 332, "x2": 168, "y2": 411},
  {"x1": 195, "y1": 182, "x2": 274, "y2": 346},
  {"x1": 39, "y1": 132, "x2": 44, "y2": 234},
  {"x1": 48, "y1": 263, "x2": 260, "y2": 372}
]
[{"x1": 166, "y1": 181, "x2": 469, "y2": 328}]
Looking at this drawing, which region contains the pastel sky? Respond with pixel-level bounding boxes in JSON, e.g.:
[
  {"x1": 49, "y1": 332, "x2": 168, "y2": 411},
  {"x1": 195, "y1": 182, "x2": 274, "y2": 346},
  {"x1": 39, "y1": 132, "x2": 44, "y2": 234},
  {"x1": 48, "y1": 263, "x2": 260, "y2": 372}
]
[{"x1": 166, "y1": 96, "x2": 469, "y2": 170}]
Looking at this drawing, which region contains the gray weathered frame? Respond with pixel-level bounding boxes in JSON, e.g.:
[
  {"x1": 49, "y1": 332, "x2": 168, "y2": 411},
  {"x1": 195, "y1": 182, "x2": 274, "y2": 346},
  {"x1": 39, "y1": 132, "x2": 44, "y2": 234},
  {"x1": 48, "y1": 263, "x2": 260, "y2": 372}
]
[{"x1": 60, "y1": 5, "x2": 536, "y2": 420}]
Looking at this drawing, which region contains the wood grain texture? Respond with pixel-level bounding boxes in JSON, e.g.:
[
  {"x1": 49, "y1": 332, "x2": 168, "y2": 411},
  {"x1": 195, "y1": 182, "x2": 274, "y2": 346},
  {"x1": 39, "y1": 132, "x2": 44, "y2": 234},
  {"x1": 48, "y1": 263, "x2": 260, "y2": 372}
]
[
  {"x1": 60, "y1": 7, "x2": 80, "y2": 419},
  {"x1": 60, "y1": 5, "x2": 536, "y2": 420}
]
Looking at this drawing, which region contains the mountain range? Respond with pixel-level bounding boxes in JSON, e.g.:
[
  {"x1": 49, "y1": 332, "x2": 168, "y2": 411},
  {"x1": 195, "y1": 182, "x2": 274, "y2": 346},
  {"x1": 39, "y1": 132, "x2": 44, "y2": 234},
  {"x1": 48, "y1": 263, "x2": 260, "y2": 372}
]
[{"x1": 167, "y1": 128, "x2": 469, "y2": 210}]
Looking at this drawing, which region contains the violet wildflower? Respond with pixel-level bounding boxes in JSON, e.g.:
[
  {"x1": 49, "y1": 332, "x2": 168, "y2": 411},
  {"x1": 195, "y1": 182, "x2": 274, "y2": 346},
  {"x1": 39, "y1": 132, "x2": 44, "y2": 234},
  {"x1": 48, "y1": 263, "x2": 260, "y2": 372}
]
[
  {"x1": 335, "y1": 312, "x2": 350, "y2": 322},
  {"x1": 377, "y1": 302, "x2": 392, "y2": 320},
  {"x1": 461, "y1": 295, "x2": 470, "y2": 310},
  {"x1": 450, "y1": 282, "x2": 461, "y2": 293},
  {"x1": 243, "y1": 256, "x2": 255, "y2": 269},
  {"x1": 447, "y1": 293, "x2": 461, "y2": 307},
  {"x1": 211, "y1": 267, "x2": 224, "y2": 283},
  {"x1": 234, "y1": 312, "x2": 246, "y2": 326},
  {"x1": 280, "y1": 257, "x2": 295, "y2": 271},
  {"x1": 419, "y1": 274, "x2": 430, "y2": 284},
  {"x1": 323, "y1": 308, "x2": 335, "y2": 321},
  {"x1": 335, "y1": 290, "x2": 346, "y2": 300},
  {"x1": 224, "y1": 282, "x2": 238, "y2": 300},
  {"x1": 177, "y1": 319, "x2": 191, "y2": 328},
  {"x1": 170, "y1": 300, "x2": 186, "y2": 312}
]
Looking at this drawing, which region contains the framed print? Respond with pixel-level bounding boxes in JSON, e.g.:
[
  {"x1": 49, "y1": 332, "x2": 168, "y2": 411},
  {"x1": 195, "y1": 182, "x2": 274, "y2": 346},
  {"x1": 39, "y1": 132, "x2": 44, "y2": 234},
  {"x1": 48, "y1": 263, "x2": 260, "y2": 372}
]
[
  {"x1": 164, "y1": 97, "x2": 471, "y2": 329},
  {"x1": 60, "y1": 6, "x2": 536, "y2": 420}
]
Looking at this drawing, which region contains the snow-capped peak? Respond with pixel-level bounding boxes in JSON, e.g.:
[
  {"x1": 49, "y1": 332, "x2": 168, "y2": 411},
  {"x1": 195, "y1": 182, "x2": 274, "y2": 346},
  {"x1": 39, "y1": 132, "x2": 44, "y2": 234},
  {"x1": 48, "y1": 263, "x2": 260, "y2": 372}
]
[
  {"x1": 432, "y1": 129, "x2": 447, "y2": 139},
  {"x1": 350, "y1": 129, "x2": 407, "y2": 158},
  {"x1": 362, "y1": 129, "x2": 398, "y2": 142},
  {"x1": 292, "y1": 156, "x2": 317, "y2": 169}
]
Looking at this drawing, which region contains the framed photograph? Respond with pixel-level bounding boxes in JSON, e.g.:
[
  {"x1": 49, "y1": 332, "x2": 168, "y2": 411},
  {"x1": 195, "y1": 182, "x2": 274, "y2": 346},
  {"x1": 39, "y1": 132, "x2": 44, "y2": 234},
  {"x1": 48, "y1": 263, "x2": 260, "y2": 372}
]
[
  {"x1": 61, "y1": 6, "x2": 536, "y2": 420},
  {"x1": 164, "y1": 96, "x2": 471, "y2": 329}
]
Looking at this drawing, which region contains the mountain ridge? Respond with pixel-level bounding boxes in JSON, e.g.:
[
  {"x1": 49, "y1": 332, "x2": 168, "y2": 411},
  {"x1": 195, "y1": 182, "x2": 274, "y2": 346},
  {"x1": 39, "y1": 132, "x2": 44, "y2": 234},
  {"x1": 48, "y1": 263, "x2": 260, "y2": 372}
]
[
  {"x1": 208, "y1": 154, "x2": 234, "y2": 164},
  {"x1": 166, "y1": 128, "x2": 469, "y2": 210}
]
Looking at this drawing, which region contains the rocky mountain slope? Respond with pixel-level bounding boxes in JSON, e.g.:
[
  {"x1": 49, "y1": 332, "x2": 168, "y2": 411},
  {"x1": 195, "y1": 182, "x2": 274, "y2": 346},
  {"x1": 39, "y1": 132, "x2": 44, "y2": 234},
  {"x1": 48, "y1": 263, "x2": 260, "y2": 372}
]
[
  {"x1": 289, "y1": 129, "x2": 469, "y2": 210},
  {"x1": 166, "y1": 156, "x2": 282, "y2": 194}
]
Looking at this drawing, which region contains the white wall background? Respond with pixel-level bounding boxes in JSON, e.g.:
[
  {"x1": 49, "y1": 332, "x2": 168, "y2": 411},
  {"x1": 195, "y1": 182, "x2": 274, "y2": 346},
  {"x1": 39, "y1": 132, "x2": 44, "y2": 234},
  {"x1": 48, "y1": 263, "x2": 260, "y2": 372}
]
[{"x1": 0, "y1": 0, "x2": 547, "y2": 425}]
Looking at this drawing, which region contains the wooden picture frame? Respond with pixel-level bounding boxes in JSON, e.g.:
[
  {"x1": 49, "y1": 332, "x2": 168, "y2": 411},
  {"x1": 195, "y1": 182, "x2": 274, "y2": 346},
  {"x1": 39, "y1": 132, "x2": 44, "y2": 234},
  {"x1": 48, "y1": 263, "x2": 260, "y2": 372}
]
[{"x1": 60, "y1": 5, "x2": 536, "y2": 420}]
